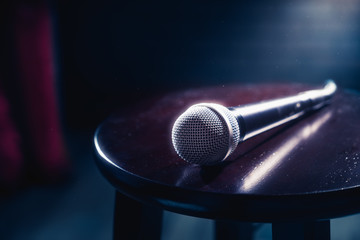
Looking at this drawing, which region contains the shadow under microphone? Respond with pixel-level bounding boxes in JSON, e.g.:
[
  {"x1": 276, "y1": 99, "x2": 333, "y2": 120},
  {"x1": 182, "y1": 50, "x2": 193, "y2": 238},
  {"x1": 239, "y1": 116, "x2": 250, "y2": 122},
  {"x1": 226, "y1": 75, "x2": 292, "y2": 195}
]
[{"x1": 171, "y1": 80, "x2": 337, "y2": 165}]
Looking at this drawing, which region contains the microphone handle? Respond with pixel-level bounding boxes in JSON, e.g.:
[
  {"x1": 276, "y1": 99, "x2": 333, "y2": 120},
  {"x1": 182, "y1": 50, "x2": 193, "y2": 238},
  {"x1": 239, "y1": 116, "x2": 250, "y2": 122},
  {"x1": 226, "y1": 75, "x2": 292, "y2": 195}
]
[{"x1": 229, "y1": 80, "x2": 337, "y2": 141}]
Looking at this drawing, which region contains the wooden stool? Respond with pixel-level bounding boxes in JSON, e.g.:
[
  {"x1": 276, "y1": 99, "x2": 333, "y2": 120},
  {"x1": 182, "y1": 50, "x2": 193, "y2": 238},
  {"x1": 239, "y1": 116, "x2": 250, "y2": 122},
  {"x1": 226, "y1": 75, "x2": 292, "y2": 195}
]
[{"x1": 94, "y1": 83, "x2": 360, "y2": 239}]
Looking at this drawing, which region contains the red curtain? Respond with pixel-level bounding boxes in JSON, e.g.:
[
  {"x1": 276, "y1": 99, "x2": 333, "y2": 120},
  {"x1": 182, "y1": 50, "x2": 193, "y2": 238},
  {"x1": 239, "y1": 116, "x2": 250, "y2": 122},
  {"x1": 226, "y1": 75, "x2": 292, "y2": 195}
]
[{"x1": 0, "y1": 1, "x2": 69, "y2": 189}]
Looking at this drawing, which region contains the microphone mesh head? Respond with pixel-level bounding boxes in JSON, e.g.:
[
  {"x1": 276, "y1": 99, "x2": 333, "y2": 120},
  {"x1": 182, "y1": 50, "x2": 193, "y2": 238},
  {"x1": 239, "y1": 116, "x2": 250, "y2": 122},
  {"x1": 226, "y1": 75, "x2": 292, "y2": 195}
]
[{"x1": 172, "y1": 104, "x2": 240, "y2": 165}]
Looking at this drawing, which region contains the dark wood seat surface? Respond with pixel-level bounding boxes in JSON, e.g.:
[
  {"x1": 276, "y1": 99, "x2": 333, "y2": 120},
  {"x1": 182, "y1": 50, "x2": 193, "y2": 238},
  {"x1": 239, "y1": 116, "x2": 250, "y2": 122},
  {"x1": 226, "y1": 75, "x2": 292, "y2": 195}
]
[{"x1": 94, "y1": 83, "x2": 360, "y2": 222}]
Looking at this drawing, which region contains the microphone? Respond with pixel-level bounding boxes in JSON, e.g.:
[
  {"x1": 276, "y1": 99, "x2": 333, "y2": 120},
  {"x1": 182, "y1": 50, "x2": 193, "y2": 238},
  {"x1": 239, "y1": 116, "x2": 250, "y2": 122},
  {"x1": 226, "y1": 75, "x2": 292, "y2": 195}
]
[{"x1": 171, "y1": 80, "x2": 337, "y2": 165}]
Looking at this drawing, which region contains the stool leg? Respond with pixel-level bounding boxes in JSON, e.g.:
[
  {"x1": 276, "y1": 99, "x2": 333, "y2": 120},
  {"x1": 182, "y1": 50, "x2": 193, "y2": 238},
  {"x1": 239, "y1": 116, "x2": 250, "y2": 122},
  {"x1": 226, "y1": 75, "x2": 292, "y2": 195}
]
[
  {"x1": 113, "y1": 191, "x2": 163, "y2": 240},
  {"x1": 215, "y1": 220, "x2": 253, "y2": 240},
  {"x1": 272, "y1": 220, "x2": 330, "y2": 240}
]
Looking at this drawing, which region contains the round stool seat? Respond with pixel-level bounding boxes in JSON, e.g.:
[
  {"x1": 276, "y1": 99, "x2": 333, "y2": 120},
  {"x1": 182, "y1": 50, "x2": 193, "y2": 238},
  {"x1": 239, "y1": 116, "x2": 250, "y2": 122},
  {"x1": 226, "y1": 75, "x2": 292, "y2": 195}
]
[{"x1": 94, "y1": 83, "x2": 360, "y2": 222}]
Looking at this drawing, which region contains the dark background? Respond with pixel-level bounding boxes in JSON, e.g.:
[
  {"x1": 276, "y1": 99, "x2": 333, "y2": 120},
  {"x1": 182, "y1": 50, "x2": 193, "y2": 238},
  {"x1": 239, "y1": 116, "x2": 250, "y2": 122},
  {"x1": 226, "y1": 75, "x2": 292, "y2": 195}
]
[{"x1": 55, "y1": 0, "x2": 360, "y2": 129}]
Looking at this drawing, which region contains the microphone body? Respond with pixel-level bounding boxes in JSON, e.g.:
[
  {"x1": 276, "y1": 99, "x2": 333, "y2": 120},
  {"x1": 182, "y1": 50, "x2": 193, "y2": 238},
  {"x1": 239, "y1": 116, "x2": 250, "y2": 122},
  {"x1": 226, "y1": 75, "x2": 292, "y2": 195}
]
[
  {"x1": 172, "y1": 80, "x2": 337, "y2": 165},
  {"x1": 230, "y1": 80, "x2": 336, "y2": 141}
]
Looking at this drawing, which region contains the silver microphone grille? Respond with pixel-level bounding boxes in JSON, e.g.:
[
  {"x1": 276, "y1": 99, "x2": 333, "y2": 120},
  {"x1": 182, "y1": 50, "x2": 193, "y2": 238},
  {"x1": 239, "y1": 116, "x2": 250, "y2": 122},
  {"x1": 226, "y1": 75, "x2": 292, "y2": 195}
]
[{"x1": 171, "y1": 103, "x2": 240, "y2": 165}]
